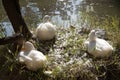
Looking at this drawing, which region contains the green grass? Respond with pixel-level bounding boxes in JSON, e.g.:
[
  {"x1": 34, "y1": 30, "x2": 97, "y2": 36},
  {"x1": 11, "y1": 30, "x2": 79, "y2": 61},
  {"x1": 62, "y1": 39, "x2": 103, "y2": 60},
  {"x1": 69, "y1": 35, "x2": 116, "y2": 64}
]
[
  {"x1": 0, "y1": 25, "x2": 5, "y2": 38},
  {"x1": 0, "y1": 15, "x2": 120, "y2": 80}
]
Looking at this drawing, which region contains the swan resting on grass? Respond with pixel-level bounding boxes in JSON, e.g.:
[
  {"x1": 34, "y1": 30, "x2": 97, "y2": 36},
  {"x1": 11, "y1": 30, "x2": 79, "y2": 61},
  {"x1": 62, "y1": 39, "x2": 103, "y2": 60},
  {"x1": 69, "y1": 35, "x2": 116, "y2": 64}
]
[
  {"x1": 84, "y1": 30, "x2": 113, "y2": 57},
  {"x1": 36, "y1": 15, "x2": 56, "y2": 40},
  {"x1": 18, "y1": 41, "x2": 47, "y2": 71}
]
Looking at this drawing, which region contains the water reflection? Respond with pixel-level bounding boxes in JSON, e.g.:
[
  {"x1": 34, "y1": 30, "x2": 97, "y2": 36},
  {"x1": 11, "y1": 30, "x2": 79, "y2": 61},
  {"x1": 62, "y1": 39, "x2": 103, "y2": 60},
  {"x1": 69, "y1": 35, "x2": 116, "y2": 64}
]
[
  {"x1": 0, "y1": 0, "x2": 120, "y2": 37},
  {"x1": 0, "y1": 22, "x2": 14, "y2": 37},
  {"x1": 20, "y1": 0, "x2": 83, "y2": 27}
]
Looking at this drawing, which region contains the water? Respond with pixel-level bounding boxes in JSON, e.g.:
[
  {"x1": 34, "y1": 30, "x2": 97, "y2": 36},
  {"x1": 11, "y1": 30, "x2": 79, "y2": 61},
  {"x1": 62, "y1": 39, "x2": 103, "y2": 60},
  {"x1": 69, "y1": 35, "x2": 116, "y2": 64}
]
[
  {"x1": 0, "y1": 22, "x2": 15, "y2": 37},
  {"x1": 19, "y1": 0, "x2": 83, "y2": 27},
  {"x1": 0, "y1": 0, "x2": 120, "y2": 37}
]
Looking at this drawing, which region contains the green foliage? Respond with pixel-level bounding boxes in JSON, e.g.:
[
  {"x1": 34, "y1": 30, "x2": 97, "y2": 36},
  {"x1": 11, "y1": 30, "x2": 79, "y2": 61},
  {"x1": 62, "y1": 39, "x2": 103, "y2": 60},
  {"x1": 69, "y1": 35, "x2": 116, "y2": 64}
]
[
  {"x1": 80, "y1": 12, "x2": 120, "y2": 80},
  {"x1": 0, "y1": 14, "x2": 120, "y2": 80},
  {"x1": 0, "y1": 25, "x2": 5, "y2": 38}
]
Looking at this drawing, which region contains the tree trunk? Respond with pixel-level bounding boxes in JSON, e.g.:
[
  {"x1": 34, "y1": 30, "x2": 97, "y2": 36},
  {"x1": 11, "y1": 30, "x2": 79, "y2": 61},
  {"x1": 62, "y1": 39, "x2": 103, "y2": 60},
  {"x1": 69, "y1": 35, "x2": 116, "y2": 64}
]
[{"x1": 2, "y1": 0, "x2": 32, "y2": 40}]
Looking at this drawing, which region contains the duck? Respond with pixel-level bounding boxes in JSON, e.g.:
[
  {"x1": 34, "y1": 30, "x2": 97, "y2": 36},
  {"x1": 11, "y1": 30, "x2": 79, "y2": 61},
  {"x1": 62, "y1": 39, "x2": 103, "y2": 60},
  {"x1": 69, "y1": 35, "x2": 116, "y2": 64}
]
[
  {"x1": 36, "y1": 15, "x2": 56, "y2": 40},
  {"x1": 84, "y1": 30, "x2": 113, "y2": 57},
  {"x1": 18, "y1": 41, "x2": 47, "y2": 71}
]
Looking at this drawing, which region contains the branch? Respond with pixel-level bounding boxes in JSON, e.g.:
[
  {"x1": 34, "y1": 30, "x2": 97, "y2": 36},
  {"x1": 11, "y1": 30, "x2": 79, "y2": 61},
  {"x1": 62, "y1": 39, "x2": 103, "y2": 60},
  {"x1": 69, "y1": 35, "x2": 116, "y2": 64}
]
[{"x1": 0, "y1": 33, "x2": 24, "y2": 45}]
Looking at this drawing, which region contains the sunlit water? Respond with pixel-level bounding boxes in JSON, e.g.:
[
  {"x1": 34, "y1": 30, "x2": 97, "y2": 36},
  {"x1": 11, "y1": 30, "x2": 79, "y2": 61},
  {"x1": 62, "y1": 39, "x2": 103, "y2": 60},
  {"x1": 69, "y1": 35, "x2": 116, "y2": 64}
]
[{"x1": 0, "y1": 0, "x2": 120, "y2": 37}]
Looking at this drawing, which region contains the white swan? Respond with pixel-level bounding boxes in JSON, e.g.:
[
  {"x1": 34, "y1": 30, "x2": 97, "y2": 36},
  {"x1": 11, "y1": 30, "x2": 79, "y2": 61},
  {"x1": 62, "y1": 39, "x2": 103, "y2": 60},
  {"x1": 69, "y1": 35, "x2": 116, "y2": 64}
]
[
  {"x1": 84, "y1": 30, "x2": 113, "y2": 57},
  {"x1": 36, "y1": 15, "x2": 56, "y2": 40},
  {"x1": 18, "y1": 41, "x2": 47, "y2": 71}
]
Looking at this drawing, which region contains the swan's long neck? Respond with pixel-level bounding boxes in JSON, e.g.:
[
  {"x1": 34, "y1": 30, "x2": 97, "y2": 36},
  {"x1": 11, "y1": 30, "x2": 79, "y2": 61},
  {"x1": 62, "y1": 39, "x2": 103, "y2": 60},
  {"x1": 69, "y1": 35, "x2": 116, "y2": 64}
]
[
  {"x1": 23, "y1": 41, "x2": 35, "y2": 51},
  {"x1": 89, "y1": 35, "x2": 96, "y2": 41},
  {"x1": 89, "y1": 30, "x2": 96, "y2": 41},
  {"x1": 43, "y1": 15, "x2": 50, "y2": 23},
  {"x1": 20, "y1": 52, "x2": 32, "y2": 61}
]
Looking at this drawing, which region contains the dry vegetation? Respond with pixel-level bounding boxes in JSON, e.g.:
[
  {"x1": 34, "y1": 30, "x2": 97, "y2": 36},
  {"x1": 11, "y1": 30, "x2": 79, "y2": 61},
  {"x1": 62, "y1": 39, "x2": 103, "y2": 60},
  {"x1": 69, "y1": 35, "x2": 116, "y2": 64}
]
[{"x1": 0, "y1": 14, "x2": 120, "y2": 80}]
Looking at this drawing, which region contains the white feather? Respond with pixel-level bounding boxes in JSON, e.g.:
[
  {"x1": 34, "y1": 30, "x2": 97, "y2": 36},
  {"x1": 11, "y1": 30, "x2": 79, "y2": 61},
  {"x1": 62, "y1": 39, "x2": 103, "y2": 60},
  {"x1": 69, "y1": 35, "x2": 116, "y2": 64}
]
[
  {"x1": 84, "y1": 30, "x2": 113, "y2": 57},
  {"x1": 19, "y1": 41, "x2": 47, "y2": 71},
  {"x1": 36, "y1": 15, "x2": 56, "y2": 40}
]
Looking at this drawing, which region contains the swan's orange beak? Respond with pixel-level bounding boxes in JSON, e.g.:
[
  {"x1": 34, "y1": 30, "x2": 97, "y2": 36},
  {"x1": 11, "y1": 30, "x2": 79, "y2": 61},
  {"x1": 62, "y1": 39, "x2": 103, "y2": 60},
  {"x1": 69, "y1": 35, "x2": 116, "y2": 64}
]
[
  {"x1": 21, "y1": 47, "x2": 25, "y2": 51},
  {"x1": 21, "y1": 44, "x2": 25, "y2": 51},
  {"x1": 21, "y1": 41, "x2": 26, "y2": 51}
]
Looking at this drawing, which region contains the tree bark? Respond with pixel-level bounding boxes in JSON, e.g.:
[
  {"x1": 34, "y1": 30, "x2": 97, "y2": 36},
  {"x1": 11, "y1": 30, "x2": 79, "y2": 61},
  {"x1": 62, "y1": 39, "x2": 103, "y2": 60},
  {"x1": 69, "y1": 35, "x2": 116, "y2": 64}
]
[
  {"x1": 0, "y1": 33, "x2": 23, "y2": 45},
  {"x1": 2, "y1": 0, "x2": 32, "y2": 40}
]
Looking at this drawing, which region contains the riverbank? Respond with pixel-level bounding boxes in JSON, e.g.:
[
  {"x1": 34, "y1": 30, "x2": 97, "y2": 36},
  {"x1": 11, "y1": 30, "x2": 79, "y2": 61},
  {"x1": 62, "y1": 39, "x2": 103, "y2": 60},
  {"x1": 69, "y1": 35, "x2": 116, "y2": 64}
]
[{"x1": 0, "y1": 20, "x2": 120, "y2": 80}]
